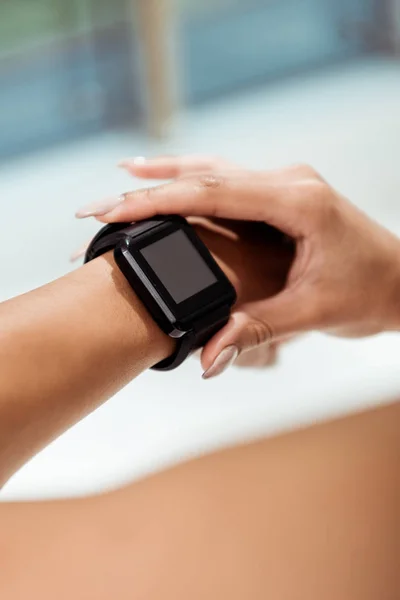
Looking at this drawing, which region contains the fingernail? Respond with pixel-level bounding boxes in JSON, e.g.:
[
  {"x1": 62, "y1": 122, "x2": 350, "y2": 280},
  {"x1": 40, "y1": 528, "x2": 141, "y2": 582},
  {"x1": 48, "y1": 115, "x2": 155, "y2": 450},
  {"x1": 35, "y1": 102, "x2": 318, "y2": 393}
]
[
  {"x1": 75, "y1": 195, "x2": 123, "y2": 219},
  {"x1": 202, "y1": 345, "x2": 239, "y2": 380},
  {"x1": 118, "y1": 156, "x2": 147, "y2": 169},
  {"x1": 70, "y1": 243, "x2": 89, "y2": 263}
]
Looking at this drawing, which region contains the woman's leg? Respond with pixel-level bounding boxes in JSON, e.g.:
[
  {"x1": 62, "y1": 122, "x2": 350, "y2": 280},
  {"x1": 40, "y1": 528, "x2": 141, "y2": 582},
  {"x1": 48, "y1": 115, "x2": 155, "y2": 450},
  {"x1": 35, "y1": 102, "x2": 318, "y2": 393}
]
[
  {"x1": 2, "y1": 401, "x2": 399, "y2": 599},
  {"x1": 111, "y1": 400, "x2": 400, "y2": 599}
]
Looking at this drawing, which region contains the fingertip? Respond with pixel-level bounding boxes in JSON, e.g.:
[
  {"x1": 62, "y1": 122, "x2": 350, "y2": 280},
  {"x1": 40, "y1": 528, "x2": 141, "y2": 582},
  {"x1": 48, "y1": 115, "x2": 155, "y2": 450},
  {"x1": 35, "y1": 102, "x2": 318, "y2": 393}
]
[
  {"x1": 117, "y1": 160, "x2": 131, "y2": 170},
  {"x1": 117, "y1": 163, "x2": 135, "y2": 176},
  {"x1": 199, "y1": 343, "x2": 215, "y2": 372},
  {"x1": 118, "y1": 159, "x2": 152, "y2": 179},
  {"x1": 118, "y1": 156, "x2": 146, "y2": 168},
  {"x1": 199, "y1": 315, "x2": 242, "y2": 371},
  {"x1": 69, "y1": 250, "x2": 85, "y2": 263},
  {"x1": 201, "y1": 345, "x2": 239, "y2": 380}
]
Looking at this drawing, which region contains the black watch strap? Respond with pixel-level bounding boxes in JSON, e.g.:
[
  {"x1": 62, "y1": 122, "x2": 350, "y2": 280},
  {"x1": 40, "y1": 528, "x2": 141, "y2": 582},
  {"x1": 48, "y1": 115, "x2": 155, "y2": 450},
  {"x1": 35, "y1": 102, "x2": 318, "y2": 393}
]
[
  {"x1": 84, "y1": 221, "x2": 162, "y2": 262},
  {"x1": 152, "y1": 304, "x2": 230, "y2": 371},
  {"x1": 84, "y1": 222, "x2": 231, "y2": 371}
]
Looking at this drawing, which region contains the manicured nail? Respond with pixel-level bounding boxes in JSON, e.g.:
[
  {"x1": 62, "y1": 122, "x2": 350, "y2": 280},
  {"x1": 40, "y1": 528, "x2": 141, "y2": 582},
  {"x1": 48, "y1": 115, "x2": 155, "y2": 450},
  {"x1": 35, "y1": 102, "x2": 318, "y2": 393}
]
[
  {"x1": 118, "y1": 156, "x2": 147, "y2": 169},
  {"x1": 70, "y1": 242, "x2": 90, "y2": 263},
  {"x1": 75, "y1": 195, "x2": 123, "y2": 219},
  {"x1": 202, "y1": 345, "x2": 239, "y2": 380}
]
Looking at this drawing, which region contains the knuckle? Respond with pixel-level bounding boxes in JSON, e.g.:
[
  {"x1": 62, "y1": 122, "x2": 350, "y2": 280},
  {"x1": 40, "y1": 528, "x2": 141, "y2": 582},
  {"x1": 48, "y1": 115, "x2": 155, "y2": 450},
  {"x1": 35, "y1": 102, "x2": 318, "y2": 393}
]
[
  {"x1": 192, "y1": 174, "x2": 226, "y2": 217},
  {"x1": 136, "y1": 185, "x2": 158, "y2": 201},
  {"x1": 197, "y1": 173, "x2": 225, "y2": 190},
  {"x1": 299, "y1": 181, "x2": 335, "y2": 224},
  {"x1": 308, "y1": 179, "x2": 329, "y2": 204},
  {"x1": 290, "y1": 163, "x2": 321, "y2": 180},
  {"x1": 248, "y1": 318, "x2": 274, "y2": 347}
]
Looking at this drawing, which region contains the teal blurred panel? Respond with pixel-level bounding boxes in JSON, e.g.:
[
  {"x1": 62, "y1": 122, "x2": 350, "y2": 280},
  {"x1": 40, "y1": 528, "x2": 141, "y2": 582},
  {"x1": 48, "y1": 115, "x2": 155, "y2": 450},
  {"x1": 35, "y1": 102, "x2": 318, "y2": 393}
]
[
  {"x1": 182, "y1": 0, "x2": 378, "y2": 102},
  {"x1": 0, "y1": 24, "x2": 140, "y2": 161}
]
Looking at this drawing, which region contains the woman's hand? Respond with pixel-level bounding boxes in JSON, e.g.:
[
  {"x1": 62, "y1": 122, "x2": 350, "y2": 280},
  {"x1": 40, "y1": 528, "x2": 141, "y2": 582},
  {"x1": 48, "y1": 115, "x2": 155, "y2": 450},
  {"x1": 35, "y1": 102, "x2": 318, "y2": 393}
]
[
  {"x1": 75, "y1": 156, "x2": 294, "y2": 375},
  {"x1": 189, "y1": 217, "x2": 293, "y2": 372},
  {"x1": 76, "y1": 155, "x2": 400, "y2": 378},
  {"x1": 120, "y1": 156, "x2": 294, "y2": 372}
]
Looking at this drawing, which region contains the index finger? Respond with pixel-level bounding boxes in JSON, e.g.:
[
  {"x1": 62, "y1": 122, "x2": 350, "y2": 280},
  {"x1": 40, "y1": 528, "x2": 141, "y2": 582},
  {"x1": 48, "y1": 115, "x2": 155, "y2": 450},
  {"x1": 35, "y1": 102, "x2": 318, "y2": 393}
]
[
  {"x1": 118, "y1": 154, "x2": 238, "y2": 180},
  {"x1": 97, "y1": 170, "x2": 308, "y2": 238}
]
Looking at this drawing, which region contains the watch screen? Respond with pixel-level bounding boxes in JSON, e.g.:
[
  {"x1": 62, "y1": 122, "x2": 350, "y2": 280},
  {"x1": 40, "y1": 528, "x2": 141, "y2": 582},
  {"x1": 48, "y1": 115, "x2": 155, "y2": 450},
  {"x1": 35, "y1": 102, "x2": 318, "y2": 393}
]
[{"x1": 140, "y1": 230, "x2": 217, "y2": 303}]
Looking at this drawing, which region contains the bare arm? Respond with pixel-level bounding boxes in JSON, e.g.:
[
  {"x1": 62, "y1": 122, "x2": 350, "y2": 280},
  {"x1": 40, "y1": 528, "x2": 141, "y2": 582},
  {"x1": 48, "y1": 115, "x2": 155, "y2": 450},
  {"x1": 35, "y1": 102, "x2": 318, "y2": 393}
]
[
  {"x1": 1, "y1": 401, "x2": 398, "y2": 599},
  {"x1": 0, "y1": 254, "x2": 173, "y2": 484},
  {"x1": 0, "y1": 214, "x2": 293, "y2": 484}
]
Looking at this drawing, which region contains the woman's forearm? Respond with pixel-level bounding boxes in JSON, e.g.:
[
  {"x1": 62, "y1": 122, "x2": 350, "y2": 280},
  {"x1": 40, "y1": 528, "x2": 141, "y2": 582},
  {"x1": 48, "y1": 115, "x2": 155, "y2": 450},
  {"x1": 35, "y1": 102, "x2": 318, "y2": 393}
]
[
  {"x1": 0, "y1": 253, "x2": 174, "y2": 484},
  {"x1": 1, "y1": 401, "x2": 399, "y2": 599}
]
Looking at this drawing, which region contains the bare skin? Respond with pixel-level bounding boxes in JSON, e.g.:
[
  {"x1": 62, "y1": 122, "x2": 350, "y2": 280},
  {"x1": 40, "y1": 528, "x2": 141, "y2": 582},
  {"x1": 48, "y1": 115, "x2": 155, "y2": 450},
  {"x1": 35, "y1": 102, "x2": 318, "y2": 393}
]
[
  {"x1": 1, "y1": 401, "x2": 399, "y2": 599},
  {"x1": 0, "y1": 254, "x2": 173, "y2": 485}
]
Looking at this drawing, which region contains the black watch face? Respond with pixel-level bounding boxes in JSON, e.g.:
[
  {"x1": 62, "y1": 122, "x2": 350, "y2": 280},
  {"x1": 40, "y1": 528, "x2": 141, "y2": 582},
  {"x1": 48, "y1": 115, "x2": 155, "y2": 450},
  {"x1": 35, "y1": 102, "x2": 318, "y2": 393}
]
[
  {"x1": 121, "y1": 218, "x2": 236, "y2": 329},
  {"x1": 140, "y1": 229, "x2": 218, "y2": 303}
]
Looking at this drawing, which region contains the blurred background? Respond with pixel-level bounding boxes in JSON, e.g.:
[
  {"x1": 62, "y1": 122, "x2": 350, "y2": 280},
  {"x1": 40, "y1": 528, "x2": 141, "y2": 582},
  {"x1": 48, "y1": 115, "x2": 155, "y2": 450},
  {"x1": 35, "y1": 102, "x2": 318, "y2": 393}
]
[{"x1": 1, "y1": 0, "x2": 400, "y2": 500}]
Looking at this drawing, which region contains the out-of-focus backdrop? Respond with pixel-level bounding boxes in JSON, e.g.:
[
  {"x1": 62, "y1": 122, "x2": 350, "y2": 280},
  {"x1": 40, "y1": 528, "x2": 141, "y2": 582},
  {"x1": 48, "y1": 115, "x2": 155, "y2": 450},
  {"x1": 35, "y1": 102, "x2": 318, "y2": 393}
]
[{"x1": 1, "y1": 0, "x2": 400, "y2": 500}]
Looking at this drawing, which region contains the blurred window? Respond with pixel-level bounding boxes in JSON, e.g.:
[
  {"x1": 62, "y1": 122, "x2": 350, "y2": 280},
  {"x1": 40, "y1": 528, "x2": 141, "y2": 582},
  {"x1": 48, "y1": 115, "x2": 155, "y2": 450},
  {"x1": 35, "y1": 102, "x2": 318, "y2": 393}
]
[
  {"x1": 0, "y1": 0, "x2": 388, "y2": 159},
  {"x1": 0, "y1": 0, "x2": 140, "y2": 160},
  {"x1": 179, "y1": 0, "x2": 382, "y2": 101}
]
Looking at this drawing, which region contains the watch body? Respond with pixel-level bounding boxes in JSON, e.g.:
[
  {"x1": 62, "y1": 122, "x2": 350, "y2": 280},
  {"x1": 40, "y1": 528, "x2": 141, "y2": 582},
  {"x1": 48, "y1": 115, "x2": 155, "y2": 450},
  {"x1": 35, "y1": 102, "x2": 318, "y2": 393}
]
[{"x1": 84, "y1": 216, "x2": 236, "y2": 370}]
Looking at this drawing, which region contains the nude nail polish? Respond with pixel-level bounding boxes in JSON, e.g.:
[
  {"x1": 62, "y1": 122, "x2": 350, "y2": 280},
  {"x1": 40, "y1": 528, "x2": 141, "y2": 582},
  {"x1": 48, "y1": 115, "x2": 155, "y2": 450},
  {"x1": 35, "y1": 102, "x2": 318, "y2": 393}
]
[
  {"x1": 70, "y1": 242, "x2": 90, "y2": 263},
  {"x1": 202, "y1": 346, "x2": 239, "y2": 380},
  {"x1": 133, "y1": 156, "x2": 147, "y2": 165},
  {"x1": 75, "y1": 196, "x2": 123, "y2": 218},
  {"x1": 70, "y1": 247, "x2": 86, "y2": 263},
  {"x1": 118, "y1": 156, "x2": 147, "y2": 169}
]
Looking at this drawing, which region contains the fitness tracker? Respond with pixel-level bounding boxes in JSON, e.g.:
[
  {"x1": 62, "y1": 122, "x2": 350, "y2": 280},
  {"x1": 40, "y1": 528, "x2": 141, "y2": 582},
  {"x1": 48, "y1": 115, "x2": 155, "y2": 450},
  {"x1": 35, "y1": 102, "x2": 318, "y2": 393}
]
[{"x1": 84, "y1": 216, "x2": 237, "y2": 371}]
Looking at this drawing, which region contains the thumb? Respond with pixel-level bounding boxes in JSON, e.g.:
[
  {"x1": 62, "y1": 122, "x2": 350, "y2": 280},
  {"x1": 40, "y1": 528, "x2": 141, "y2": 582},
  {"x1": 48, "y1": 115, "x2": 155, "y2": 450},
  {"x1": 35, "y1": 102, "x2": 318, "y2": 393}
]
[{"x1": 201, "y1": 289, "x2": 313, "y2": 379}]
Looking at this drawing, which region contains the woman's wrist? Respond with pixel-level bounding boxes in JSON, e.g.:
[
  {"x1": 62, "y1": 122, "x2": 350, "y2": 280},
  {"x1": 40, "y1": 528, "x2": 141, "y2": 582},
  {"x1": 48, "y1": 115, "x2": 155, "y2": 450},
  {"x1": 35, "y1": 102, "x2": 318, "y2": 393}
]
[
  {"x1": 84, "y1": 252, "x2": 175, "y2": 368},
  {"x1": 0, "y1": 252, "x2": 175, "y2": 483}
]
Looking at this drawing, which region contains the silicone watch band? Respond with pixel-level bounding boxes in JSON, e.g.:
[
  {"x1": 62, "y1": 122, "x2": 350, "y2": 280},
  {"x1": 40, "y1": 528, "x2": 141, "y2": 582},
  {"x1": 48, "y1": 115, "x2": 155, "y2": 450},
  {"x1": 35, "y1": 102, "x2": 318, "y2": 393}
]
[
  {"x1": 84, "y1": 222, "x2": 231, "y2": 371},
  {"x1": 153, "y1": 305, "x2": 230, "y2": 371}
]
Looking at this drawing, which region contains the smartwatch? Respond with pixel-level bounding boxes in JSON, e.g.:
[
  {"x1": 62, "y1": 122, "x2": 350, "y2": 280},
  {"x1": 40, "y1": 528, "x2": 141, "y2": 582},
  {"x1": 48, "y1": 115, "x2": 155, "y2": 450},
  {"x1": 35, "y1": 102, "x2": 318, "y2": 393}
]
[{"x1": 84, "y1": 216, "x2": 237, "y2": 371}]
